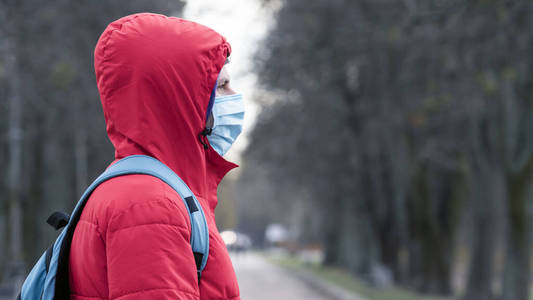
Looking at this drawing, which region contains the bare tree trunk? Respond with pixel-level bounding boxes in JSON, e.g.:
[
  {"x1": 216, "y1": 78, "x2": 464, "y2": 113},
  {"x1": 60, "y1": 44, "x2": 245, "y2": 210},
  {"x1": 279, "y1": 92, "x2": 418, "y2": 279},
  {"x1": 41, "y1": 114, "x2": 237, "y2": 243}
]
[
  {"x1": 322, "y1": 196, "x2": 343, "y2": 267},
  {"x1": 499, "y1": 76, "x2": 533, "y2": 300},
  {"x1": 74, "y1": 126, "x2": 88, "y2": 198},
  {"x1": 6, "y1": 38, "x2": 25, "y2": 293},
  {"x1": 407, "y1": 163, "x2": 463, "y2": 295},
  {"x1": 462, "y1": 166, "x2": 504, "y2": 300},
  {"x1": 71, "y1": 86, "x2": 89, "y2": 199},
  {"x1": 501, "y1": 160, "x2": 533, "y2": 300}
]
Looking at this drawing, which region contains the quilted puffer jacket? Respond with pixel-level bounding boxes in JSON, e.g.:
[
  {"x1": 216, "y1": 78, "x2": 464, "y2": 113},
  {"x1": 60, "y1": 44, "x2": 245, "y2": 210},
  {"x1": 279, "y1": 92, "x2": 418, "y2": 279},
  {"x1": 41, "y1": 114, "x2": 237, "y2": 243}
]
[{"x1": 68, "y1": 13, "x2": 240, "y2": 300}]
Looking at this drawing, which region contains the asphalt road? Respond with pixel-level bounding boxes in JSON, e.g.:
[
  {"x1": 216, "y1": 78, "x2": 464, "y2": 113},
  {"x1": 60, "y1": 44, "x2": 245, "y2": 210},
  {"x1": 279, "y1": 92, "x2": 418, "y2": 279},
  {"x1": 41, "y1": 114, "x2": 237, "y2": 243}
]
[{"x1": 231, "y1": 252, "x2": 365, "y2": 300}]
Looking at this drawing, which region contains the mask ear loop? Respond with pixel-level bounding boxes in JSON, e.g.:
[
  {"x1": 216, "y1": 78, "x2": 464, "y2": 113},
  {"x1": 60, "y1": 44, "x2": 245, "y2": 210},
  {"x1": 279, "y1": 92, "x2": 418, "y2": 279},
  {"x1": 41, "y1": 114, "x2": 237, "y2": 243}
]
[
  {"x1": 205, "y1": 79, "x2": 218, "y2": 123},
  {"x1": 199, "y1": 79, "x2": 218, "y2": 149}
]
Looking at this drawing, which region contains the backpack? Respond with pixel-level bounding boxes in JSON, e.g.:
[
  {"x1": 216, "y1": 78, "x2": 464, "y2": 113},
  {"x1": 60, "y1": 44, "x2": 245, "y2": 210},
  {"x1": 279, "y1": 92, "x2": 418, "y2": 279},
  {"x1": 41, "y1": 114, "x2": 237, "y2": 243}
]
[{"x1": 17, "y1": 155, "x2": 209, "y2": 300}]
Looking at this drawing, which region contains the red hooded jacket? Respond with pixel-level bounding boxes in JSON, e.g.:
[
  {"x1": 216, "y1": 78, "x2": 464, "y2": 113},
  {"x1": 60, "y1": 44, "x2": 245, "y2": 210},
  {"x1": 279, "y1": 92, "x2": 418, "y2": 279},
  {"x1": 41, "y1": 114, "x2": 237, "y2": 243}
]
[{"x1": 68, "y1": 13, "x2": 240, "y2": 300}]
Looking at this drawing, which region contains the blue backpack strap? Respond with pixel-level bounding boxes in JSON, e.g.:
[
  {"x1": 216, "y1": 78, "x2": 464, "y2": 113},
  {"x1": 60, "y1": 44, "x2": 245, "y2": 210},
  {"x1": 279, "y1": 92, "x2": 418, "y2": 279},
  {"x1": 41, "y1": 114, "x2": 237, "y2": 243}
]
[
  {"x1": 50, "y1": 155, "x2": 209, "y2": 300},
  {"x1": 100, "y1": 155, "x2": 210, "y2": 273}
]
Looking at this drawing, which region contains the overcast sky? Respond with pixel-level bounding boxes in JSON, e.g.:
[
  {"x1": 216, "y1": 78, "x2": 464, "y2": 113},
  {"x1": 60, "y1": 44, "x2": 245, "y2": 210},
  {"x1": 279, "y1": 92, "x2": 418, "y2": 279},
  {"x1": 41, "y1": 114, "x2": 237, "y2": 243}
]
[{"x1": 183, "y1": 0, "x2": 274, "y2": 163}]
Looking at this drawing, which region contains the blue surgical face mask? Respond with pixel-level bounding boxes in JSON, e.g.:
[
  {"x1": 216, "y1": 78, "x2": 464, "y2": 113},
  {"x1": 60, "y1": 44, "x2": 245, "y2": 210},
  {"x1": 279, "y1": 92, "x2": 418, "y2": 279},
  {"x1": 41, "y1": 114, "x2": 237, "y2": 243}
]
[{"x1": 207, "y1": 93, "x2": 245, "y2": 156}]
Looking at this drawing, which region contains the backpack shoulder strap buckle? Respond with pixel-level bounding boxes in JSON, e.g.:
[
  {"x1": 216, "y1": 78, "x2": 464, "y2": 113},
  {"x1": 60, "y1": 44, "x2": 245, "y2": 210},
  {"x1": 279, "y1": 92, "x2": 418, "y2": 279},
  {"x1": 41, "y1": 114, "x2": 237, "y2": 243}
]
[{"x1": 46, "y1": 211, "x2": 70, "y2": 230}]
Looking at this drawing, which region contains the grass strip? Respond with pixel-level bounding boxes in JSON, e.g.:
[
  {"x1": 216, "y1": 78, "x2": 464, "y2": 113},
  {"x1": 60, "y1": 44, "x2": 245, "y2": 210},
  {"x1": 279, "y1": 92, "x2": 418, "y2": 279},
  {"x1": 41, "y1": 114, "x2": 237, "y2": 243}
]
[{"x1": 267, "y1": 255, "x2": 455, "y2": 300}]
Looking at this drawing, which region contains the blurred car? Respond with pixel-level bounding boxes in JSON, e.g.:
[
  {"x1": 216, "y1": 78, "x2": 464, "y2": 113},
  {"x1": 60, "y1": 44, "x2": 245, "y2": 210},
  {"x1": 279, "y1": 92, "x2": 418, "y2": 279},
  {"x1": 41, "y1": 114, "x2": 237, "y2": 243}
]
[{"x1": 220, "y1": 230, "x2": 252, "y2": 253}]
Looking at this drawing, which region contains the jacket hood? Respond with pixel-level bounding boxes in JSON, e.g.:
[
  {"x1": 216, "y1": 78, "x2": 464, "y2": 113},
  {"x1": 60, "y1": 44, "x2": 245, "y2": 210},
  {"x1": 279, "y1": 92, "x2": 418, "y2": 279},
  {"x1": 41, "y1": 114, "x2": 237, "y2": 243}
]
[{"x1": 94, "y1": 13, "x2": 237, "y2": 212}]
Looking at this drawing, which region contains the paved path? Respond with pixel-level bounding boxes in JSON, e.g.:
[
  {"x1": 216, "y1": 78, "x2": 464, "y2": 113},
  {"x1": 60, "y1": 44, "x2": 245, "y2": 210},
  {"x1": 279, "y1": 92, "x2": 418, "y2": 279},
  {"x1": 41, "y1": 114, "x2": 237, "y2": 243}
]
[{"x1": 231, "y1": 252, "x2": 365, "y2": 300}]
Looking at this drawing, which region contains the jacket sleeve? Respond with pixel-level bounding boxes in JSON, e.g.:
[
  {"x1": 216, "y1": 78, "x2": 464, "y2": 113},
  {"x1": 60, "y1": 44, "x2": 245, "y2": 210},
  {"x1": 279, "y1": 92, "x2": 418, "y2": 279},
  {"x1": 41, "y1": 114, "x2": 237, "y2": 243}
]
[{"x1": 105, "y1": 196, "x2": 199, "y2": 300}]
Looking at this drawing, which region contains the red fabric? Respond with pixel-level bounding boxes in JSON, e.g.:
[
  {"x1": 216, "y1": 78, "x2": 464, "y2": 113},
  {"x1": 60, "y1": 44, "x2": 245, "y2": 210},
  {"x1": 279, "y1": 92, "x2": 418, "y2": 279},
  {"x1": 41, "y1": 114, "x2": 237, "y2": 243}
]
[{"x1": 69, "y1": 13, "x2": 240, "y2": 300}]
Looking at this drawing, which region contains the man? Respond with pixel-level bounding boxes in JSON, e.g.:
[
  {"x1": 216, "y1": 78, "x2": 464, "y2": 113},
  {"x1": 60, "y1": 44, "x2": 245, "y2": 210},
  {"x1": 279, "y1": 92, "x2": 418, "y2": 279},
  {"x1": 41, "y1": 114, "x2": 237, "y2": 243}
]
[{"x1": 68, "y1": 13, "x2": 243, "y2": 300}]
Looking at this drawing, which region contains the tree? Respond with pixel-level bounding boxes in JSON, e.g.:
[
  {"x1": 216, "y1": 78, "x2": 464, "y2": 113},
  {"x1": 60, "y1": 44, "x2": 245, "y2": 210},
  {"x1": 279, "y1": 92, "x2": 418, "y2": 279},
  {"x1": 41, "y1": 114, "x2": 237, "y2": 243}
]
[
  {"x1": 242, "y1": 0, "x2": 533, "y2": 298},
  {"x1": 0, "y1": 1, "x2": 186, "y2": 293}
]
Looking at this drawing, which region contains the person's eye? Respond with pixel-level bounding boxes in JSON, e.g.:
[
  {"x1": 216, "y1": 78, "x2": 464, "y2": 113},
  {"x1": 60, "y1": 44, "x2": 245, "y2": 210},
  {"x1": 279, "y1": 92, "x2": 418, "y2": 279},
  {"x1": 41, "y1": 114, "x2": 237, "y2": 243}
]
[{"x1": 217, "y1": 80, "x2": 229, "y2": 89}]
